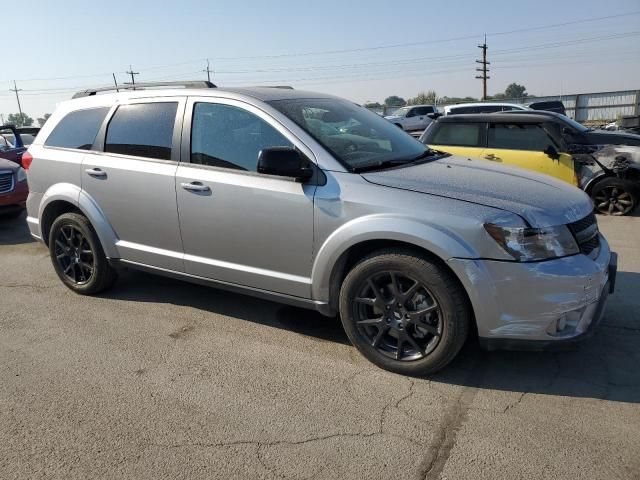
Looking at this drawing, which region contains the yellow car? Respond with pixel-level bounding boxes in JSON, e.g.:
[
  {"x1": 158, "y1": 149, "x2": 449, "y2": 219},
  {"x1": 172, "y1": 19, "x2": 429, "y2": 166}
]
[{"x1": 421, "y1": 113, "x2": 579, "y2": 186}]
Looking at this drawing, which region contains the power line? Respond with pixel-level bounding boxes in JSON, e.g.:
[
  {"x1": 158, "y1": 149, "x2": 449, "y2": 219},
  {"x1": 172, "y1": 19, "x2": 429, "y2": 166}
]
[
  {"x1": 125, "y1": 65, "x2": 139, "y2": 86},
  {"x1": 2, "y1": 10, "x2": 639, "y2": 85},
  {"x1": 475, "y1": 36, "x2": 490, "y2": 100},
  {"x1": 9, "y1": 80, "x2": 23, "y2": 115},
  {"x1": 203, "y1": 59, "x2": 213, "y2": 82}
]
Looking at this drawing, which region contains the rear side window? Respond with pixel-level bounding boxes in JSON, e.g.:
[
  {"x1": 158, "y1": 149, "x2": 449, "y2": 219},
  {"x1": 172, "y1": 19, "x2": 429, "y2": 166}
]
[
  {"x1": 428, "y1": 123, "x2": 482, "y2": 147},
  {"x1": 105, "y1": 103, "x2": 177, "y2": 160},
  {"x1": 476, "y1": 105, "x2": 504, "y2": 113},
  {"x1": 44, "y1": 107, "x2": 109, "y2": 150},
  {"x1": 488, "y1": 123, "x2": 555, "y2": 151},
  {"x1": 448, "y1": 106, "x2": 478, "y2": 115}
]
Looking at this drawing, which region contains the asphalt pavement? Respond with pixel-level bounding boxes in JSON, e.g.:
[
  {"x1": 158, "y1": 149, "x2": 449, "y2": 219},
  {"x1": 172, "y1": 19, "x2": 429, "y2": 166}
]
[{"x1": 1, "y1": 212, "x2": 638, "y2": 479}]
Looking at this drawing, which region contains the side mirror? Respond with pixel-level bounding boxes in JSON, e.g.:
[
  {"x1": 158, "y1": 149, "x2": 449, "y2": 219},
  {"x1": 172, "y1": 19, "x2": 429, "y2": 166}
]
[
  {"x1": 544, "y1": 145, "x2": 560, "y2": 160},
  {"x1": 257, "y1": 147, "x2": 313, "y2": 182},
  {"x1": 427, "y1": 113, "x2": 442, "y2": 120}
]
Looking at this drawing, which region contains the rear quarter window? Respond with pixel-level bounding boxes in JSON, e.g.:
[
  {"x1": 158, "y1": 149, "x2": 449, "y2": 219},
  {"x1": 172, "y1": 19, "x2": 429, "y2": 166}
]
[
  {"x1": 44, "y1": 107, "x2": 110, "y2": 150},
  {"x1": 428, "y1": 123, "x2": 483, "y2": 147}
]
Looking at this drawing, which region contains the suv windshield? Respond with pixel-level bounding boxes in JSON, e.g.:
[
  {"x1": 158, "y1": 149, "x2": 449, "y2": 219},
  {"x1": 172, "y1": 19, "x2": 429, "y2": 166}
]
[{"x1": 268, "y1": 98, "x2": 428, "y2": 171}]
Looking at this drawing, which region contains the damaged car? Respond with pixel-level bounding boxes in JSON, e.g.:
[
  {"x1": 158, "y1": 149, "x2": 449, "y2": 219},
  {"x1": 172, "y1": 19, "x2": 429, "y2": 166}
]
[{"x1": 421, "y1": 113, "x2": 640, "y2": 215}]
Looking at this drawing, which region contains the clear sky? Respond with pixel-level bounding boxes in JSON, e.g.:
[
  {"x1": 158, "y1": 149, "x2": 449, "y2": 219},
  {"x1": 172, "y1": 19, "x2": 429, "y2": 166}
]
[{"x1": 1, "y1": 0, "x2": 639, "y2": 120}]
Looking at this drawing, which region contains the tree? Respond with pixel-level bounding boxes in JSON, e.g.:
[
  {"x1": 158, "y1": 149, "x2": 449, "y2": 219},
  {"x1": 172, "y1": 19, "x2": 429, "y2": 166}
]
[
  {"x1": 6, "y1": 112, "x2": 34, "y2": 127},
  {"x1": 363, "y1": 101, "x2": 383, "y2": 109},
  {"x1": 407, "y1": 90, "x2": 438, "y2": 105},
  {"x1": 384, "y1": 95, "x2": 406, "y2": 107},
  {"x1": 37, "y1": 113, "x2": 52, "y2": 127},
  {"x1": 504, "y1": 83, "x2": 527, "y2": 99},
  {"x1": 439, "y1": 96, "x2": 477, "y2": 104}
]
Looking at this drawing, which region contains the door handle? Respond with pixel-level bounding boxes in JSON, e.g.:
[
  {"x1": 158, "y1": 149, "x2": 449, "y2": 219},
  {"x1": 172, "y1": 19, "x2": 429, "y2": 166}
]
[
  {"x1": 181, "y1": 181, "x2": 211, "y2": 193},
  {"x1": 484, "y1": 153, "x2": 501, "y2": 161},
  {"x1": 85, "y1": 168, "x2": 107, "y2": 178}
]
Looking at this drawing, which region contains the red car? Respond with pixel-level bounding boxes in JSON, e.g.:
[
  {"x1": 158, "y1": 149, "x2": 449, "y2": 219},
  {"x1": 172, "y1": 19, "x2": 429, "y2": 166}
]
[{"x1": 0, "y1": 157, "x2": 28, "y2": 218}]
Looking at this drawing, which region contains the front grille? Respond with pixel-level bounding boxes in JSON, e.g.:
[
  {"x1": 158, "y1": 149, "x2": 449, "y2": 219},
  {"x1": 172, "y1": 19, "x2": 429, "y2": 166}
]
[
  {"x1": 568, "y1": 212, "x2": 600, "y2": 257},
  {"x1": 0, "y1": 172, "x2": 14, "y2": 193}
]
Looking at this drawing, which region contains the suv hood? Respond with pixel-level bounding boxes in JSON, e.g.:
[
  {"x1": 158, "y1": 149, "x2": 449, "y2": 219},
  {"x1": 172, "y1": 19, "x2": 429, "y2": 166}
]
[
  {"x1": 362, "y1": 156, "x2": 593, "y2": 227},
  {"x1": 0, "y1": 157, "x2": 19, "y2": 172}
]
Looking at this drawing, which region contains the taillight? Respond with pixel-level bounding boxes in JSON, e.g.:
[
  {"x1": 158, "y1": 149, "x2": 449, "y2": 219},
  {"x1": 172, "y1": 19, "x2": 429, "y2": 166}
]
[{"x1": 22, "y1": 151, "x2": 33, "y2": 171}]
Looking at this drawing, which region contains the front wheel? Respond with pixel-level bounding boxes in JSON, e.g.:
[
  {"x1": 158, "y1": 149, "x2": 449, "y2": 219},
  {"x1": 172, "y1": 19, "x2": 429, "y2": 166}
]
[
  {"x1": 49, "y1": 212, "x2": 117, "y2": 294},
  {"x1": 339, "y1": 250, "x2": 470, "y2": 375},
  {"x1": 591, "y1": 177, "x2": 637, "y2": 216}
]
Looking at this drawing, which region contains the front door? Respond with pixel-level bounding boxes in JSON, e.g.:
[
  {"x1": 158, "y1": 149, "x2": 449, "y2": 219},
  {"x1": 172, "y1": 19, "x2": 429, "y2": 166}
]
[
  {"x1": 426, "y1": 121, "x2": 486, "y2": 158},
  {"x1": 484, "y1": 122, "x2": 578, "y2": 186},
  {"x1": 175, "y1": 98, "x2": 315, "y2": 297},
  {"x1": 82, "y1": 99, "x2": 185, "y2": 271}
]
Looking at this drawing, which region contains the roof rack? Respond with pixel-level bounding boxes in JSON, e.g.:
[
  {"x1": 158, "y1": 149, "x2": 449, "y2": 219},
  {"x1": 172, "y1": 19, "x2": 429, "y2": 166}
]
[{"x1": 72, "y1": 80, "x2": 217, "y2": 99}]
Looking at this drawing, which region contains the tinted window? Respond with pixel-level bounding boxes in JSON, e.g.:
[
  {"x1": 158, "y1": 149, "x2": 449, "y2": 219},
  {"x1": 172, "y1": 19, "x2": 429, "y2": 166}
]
[
  {"x1": 448, "y1": 106, "x2": 478, "y2": 115},
  {"x1": 429, "y1": 123, "x2": 482, "y2": 147},
  {"x1": 191, "y1": 103, "x2": 292, "y2": 171},
  {"x1": 44, "y1": 107, "x2": 109, "y2": 150},
  {"x1": 105, "y1": 103, "x2": 177, "y2": 160},
  {"x1": 476, "y1": 105, "x2": 504, "y2": 113},
  {"x1": 488, "y1": 123, "x2": 555, "y2": 151},
  {"x1": 269, "y1": 98, "x2": 426, "y2": 171},
  {"x1": 413, "y1": 106, "x2": 434, "y2": 115}
]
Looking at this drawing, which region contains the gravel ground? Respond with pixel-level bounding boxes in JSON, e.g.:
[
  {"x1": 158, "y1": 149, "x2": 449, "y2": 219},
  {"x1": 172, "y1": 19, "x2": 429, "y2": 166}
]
[{"x1": 1, "y1": 212, "x2": 638, "y2": 480}]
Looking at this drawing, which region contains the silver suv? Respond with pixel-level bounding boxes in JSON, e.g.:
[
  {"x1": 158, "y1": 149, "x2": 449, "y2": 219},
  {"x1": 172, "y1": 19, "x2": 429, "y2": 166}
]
[{"x1": 24, "y1": 82, "x2": 616, "y2": 375}]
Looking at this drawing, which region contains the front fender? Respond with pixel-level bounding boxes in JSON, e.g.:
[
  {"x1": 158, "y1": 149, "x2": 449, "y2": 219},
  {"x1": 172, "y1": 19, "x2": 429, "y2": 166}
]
[
  {"x1": 310, "y1": 214, "x2": 478, "y2": 302},
  {"x1": 38, "y1": 183, "x2": 120, "y2": 258}
]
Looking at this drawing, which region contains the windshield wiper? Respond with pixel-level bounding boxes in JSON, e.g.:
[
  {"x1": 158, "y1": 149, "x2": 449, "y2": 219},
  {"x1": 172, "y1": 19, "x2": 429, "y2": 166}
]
[{"x1": 351, "y1": 149, "x2": 439, "y2": 173}]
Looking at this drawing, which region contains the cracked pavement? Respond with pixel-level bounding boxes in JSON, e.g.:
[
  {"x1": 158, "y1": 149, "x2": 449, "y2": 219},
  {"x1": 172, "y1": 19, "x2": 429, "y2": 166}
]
[{"x1": 1, "y1": 213, "x2": 639, "y2": 479}]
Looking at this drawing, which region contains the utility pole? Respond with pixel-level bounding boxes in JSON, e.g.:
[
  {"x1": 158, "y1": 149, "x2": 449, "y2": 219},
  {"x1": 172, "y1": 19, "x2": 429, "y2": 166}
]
[
  {"x1": 125, "y1": 65, "x2": 139, "y2": 86},
  {"x1": 203, "y1": 59, "x2": 213, "y2": 83},
  {"x1": 10, "y1": 80, "x2": 23, "y2": 116},
  {"x1": 112, "y1": 73, "x2": 120, "y2": 92},
  {"x1": 475, "y1": 35, "x2": 490, "y2": 100}
]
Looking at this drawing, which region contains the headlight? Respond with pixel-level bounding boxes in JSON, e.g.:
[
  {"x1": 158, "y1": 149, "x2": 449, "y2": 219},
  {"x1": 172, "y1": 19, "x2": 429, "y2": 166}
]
[
  {"x1": 16, "y1": 167, "x2": 27, "y2": 183},
  {"x1": 484, "y1": 223, "x2": 579, "y2": 261}
]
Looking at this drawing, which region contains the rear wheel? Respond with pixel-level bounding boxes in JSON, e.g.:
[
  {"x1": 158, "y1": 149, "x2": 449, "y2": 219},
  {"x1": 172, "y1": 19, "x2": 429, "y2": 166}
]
[
  {"x1": 339, "y1": 249, "x2": 470, "y2": 375},
  {"x1": 591, "y1": 177, "x2": 637, "y2": 216},
  {"x1": 49, "y1": 213, "x2": 117, "y2": 294}
]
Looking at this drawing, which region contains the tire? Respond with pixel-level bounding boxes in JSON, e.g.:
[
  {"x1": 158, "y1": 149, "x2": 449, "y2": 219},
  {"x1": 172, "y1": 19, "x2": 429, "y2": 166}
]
[
  {"x1": 591, "y1": 177, "x2": 638, "y2": 216},
  {"x1": 48, "y1": 212, "x2": 117, "y2": 294},
  {"x1": 339, "y1": 249, "x2": 470, "y2": 376}
]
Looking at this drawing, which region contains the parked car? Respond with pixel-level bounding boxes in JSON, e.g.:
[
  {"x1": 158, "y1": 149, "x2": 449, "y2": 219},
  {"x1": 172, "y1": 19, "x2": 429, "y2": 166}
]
[
  {"x1": 420, "y1": 113, "x2": 640, "y2": 215},
  {"x1": 526, "y1": 100, "x2": 566, "y2": 116},
  {"x1": 443, "y1": 102, "x2": 529, "y2": 115},
  {"x1": 500, "y1": 110, "x2": 640, "y2": 147},
  {"x1": 0, "y1": 157, "x2": 28, "y2": 218},
  {"x1": 384, "y1": 105, "x2": 437, "y2": 131},
  {"x1": 25, "y1": 82, "x2": 616, "y2": 375},
  {"x1": 0, "y1": 124, "x2": 33, "y2": 168}
]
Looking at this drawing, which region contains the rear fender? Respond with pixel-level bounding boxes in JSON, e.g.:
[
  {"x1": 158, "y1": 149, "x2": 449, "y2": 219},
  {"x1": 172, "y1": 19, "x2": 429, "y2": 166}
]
[{"x1": 38, "y1": 183, "x2": 120, "y2": 258}]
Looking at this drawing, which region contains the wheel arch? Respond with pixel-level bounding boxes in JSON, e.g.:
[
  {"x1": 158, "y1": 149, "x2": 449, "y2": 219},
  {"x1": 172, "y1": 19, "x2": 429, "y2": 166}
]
[
  {"x1": 311, "y1": 216, "x2": 478, "y2": 320},
  {"x1": 38, "y1": 184, "x2": 119, "y2": 258}
]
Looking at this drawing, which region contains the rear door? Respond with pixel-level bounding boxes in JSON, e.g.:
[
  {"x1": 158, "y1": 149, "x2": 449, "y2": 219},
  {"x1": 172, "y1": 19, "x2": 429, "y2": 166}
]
[
  {"x1": 175, "y1": 97, "x2": 316, "y2": 297},
  {"x1": 484, "y1": 122, "x2": 577, "y2": 185},
  {"x1": 424, "y1": 121, "x2": 486, "y2": 158},
  {"x1": 82, "y1": 98, "x2": 186, "y2": 271}
]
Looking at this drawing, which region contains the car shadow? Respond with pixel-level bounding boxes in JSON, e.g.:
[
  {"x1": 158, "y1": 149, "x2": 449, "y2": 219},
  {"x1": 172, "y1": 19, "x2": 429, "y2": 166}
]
[
  {"x1": 101, "y1": 268, "x2": 640, "y2": 403},
  {"x1": 0, "y1": 211, "x2": 34, "y2": 245}
]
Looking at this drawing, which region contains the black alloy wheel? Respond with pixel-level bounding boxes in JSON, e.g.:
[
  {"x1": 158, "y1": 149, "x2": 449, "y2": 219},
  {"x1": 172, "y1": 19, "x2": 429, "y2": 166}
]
[
  {"x1": 353, "y1": 271, "x2": 442, "y2": 361},
  {"x1": 53, "y1": 224, "x2": 95, "y2": 284}
]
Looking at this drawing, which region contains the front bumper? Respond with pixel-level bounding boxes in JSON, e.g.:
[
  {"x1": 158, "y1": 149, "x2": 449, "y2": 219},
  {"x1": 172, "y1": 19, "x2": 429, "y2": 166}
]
[
  {"x1": 448, "y1": 234, "x2": 616, "y2": 349},
  {"x1": 0, "y1": 179, "x2": 28, "y2": 212}
]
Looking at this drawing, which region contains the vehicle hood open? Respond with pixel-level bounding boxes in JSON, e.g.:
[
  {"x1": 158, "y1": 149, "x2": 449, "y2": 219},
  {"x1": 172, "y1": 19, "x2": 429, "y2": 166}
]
[{"x1": 361, "y1": 155, "x2": 593, "y2": 227}]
